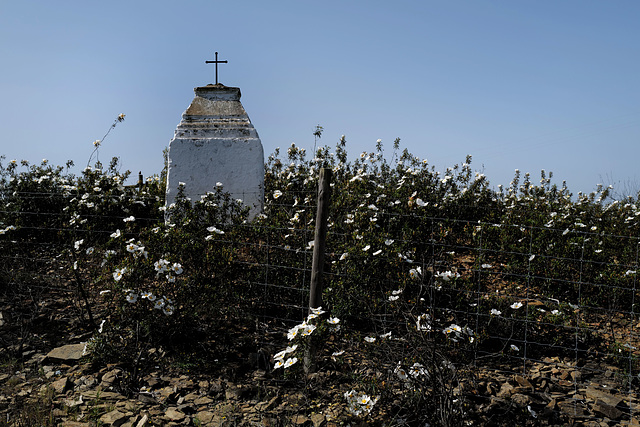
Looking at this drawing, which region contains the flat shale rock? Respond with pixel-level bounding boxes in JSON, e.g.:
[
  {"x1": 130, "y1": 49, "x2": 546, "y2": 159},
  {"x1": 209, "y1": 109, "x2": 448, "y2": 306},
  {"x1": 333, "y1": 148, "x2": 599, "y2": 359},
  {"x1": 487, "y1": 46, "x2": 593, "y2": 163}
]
[
  {"x1": 99, "y1": 409, "x2": 130, "y2": 426},
  {"x1": 51, "y1": 375, "x2": 73, "y2": 393},
  {"x1": 497, "y1": 381, "x2": 515, "y2": 398},
  {"x1": 291, "y1": 414, "x2": 311, "y2": 425},
  {"x1": 134, "y1": 414, "x2": 149, "y2": 427},
  {"x1": 586, "y1": 386, "x2": 628, "y2": 420},
  {"x1": 592, "y1": 399, "x2": 624, "y2": 420},
  {"x1": 45, "y1": 343, "x2": 87, "y2": 362},
  {"x1": 310, "y1": 413, "x2": 326, "y2": 427},
  {"x1": 194, "y1": 410, "x2": 216, "y2": 424},
  {"x1": 165, "y1": 407, "x2": 187, "y2": 421}
]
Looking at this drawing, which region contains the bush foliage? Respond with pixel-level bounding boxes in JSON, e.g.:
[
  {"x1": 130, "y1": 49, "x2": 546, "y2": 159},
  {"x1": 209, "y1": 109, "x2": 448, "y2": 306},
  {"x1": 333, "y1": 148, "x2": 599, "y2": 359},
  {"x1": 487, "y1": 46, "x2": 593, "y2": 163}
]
[{"x1": 2, "y1": 135, "x2": 640, "y2": 425}]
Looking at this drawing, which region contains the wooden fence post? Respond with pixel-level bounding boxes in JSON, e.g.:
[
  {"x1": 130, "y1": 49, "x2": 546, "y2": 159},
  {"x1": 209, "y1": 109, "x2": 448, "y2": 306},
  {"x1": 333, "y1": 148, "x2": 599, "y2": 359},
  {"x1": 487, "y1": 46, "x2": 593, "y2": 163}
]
[
  {"x1": 305, "y1": 167, "x2": 332, "y2": 375},
  {"x1": 308, "y1": 167, "x2": 332, "y2": 310}
]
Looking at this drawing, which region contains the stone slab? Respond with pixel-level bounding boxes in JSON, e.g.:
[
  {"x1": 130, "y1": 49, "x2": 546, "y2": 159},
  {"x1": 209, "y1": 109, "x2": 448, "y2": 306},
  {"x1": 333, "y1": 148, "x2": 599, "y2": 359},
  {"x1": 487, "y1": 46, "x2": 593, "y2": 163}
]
[{"x1": 45, "y1": 343, "x2": 88, "y2": 362}]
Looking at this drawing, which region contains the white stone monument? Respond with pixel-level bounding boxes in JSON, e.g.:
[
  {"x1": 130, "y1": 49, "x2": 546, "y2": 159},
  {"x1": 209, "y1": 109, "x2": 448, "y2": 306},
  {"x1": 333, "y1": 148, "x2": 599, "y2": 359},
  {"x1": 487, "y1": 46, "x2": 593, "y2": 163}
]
[{"x1": 165, "y1": 75, "x2": 264, "y2": 219}]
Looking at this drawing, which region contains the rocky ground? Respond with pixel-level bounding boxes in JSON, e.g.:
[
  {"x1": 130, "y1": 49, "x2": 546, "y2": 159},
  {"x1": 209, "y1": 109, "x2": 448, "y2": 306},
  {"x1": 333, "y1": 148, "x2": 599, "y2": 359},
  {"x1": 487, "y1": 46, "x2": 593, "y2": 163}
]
[
  {"x1": 2, "y1": 289, "x2": 640, "y2": 426},
  {"x1": 2, "y1": 331, "x2": 640, "y2": 426}
]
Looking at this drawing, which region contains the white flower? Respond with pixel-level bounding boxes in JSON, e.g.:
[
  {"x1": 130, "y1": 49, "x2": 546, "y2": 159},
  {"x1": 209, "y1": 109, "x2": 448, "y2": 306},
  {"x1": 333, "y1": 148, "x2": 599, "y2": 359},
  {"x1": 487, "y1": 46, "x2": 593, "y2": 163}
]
[
  {"x1": 113, "y1": 268, "x2": 126, "y2": 281},
  {"x1": 327, "y1": 317, "x2": 340, "y2": 325},
  {"x1": 300, "y1": 324, "x2": 316, "y2": 337},
  {"x1": 86, "y1": 247, "x2": 94, "y2": 255},
  {"x1": 99, "y1": 290, "x2": 111, "y2": 295},
  {"x1": 273, "y1": 359, "x2": 284, "y2": 370},
  {"x1": 510, "y1": 344, "x2": 519, "y2": 351},
  {"x1": 551, "y1": 309, "x2": 561, "y2": 315},
  {"x1": 364, "y1": 336, "x2": 376, "y2": 343},
  {"x1": 162, "y1": 305, "x2": 174, "y2": 316},
  {"x1": 273, "y1": 190, "x2": 283, "y2": 199},
  {"x1": 285, "y1": 344, "x2": 298, "y2": 354},
  {"x1": 344, "y1": 390, "x2": 379, "y2": 416},
  {"x1": 395, "y1": 365, "x2": 408, "y2": 381},
  {"x1": 154, "y1": 259, "x2": 169, "y2": 273},
  {"x1": 98, "y1": 319, "x2": 106, "y2": 333},
  {"x1": 409, "y1": 362, "x2": 426, "y2": 378},
  {"x1": 126, "y1": 293, "x2": 138, "y2": 303},
  {"x1": 362, "y1": 245, "x2": 370, "y2": 251},
  {"x1": 141, "y1": 291, "x2": 156, "y2": 302},
  {"x1": 510, "y1": 302, "x2": 523, "y2": 310},
  {"x1": 287, "y1": 326, "x2": 300, "y2": 341},
  {"x1": 310, "y1": 306, "x2": 326, "y2": 315},
  {"x1": 491, "y1": 309, "x2": 501, "y2": 316},
  {"x1": 284, "y1": 357, "x2": 298, "y2": 368},
  {"x1": 358, "y1": 395, "x2": 371, "y2": 405},
  {"x1": 123, "y1": 216, "x2": 135, "y2": 222},
  {"x1": 339, "y1": 252, "x2": 348, "y2": 260},
  {"x1": 481, "y1": 263, "x2": 492, "y2": 269},
  {"x1": 417, "y1": 314, "x2": 431, "y2": 332},
  {"x1": 415, "y1": 198, "x2": 427, "y2": 207},
  {"x1": 74, "y1": 239, "x2": 84, "y2": 250},
  {"x1": 443, "y1": 324, "x2": 462, "y2": 334},
  {"x1": 171, "y1": 263, "x2": 183, "y2": 275},
  {"x1": 436, "y1": 270, "x2": 459, "y2": 281},
  {"x1": 384, "y1": 239, "x2": 394, "y2": 246},
  {"x1": 274, "y1": 350, "x2": 287, "y2": 361},
  {"x1": 389, "y1": 295, "x2": 399, "y2": 301},
  {"x1": 207, "y1": 226, "x2": 225, "y2": 234},
  {"x1": 126, "y1": 242, "x2": 138, "y2": 253},
  {"x1": 373, "y1": 249, "x2": 382, "y2": 256}
]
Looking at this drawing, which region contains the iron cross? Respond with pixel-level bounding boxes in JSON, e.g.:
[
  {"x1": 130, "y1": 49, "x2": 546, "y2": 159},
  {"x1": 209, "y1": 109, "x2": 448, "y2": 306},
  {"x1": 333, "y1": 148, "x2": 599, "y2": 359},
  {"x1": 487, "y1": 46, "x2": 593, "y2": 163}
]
[{"x1": 205, "y1": 52, "x2": 228, "y2": 85}]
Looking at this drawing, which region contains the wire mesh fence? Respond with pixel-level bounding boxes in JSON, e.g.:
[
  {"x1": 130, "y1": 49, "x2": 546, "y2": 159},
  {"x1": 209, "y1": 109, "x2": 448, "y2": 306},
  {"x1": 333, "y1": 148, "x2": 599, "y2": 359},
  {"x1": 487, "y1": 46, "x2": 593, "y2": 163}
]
[{"x1": 2, "y1": 177, "x2": 640, "y2": 424}]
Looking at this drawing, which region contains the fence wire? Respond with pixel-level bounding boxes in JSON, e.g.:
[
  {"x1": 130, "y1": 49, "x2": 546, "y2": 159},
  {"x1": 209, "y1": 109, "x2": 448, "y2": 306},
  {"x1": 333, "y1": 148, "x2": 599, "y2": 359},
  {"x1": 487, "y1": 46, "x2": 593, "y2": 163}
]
[{"x1": 1, "y1": 187, "x2": 640, "y2": 424}]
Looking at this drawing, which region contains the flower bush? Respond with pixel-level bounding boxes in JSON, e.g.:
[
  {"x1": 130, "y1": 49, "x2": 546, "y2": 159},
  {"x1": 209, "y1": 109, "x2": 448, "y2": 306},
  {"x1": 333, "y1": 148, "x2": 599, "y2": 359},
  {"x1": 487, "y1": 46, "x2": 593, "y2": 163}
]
[{"x1": 3, "y1": 129, "x2": 640, "y2": 424}]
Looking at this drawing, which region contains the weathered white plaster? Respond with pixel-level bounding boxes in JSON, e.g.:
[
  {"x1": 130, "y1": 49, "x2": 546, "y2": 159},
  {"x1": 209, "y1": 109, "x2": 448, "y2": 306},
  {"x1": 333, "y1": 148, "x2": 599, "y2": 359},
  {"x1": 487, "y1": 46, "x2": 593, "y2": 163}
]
[{"x1": 165, "y1": 84, "x2": 264, "y2": 218}]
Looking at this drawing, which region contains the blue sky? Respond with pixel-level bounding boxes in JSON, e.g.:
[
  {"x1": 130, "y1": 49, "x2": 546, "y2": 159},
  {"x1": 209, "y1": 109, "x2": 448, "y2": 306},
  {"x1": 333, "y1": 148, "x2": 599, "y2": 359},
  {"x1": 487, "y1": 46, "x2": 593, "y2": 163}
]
[{"x1": 1, "y1": 1, "x2": 639, "y2": 196}]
